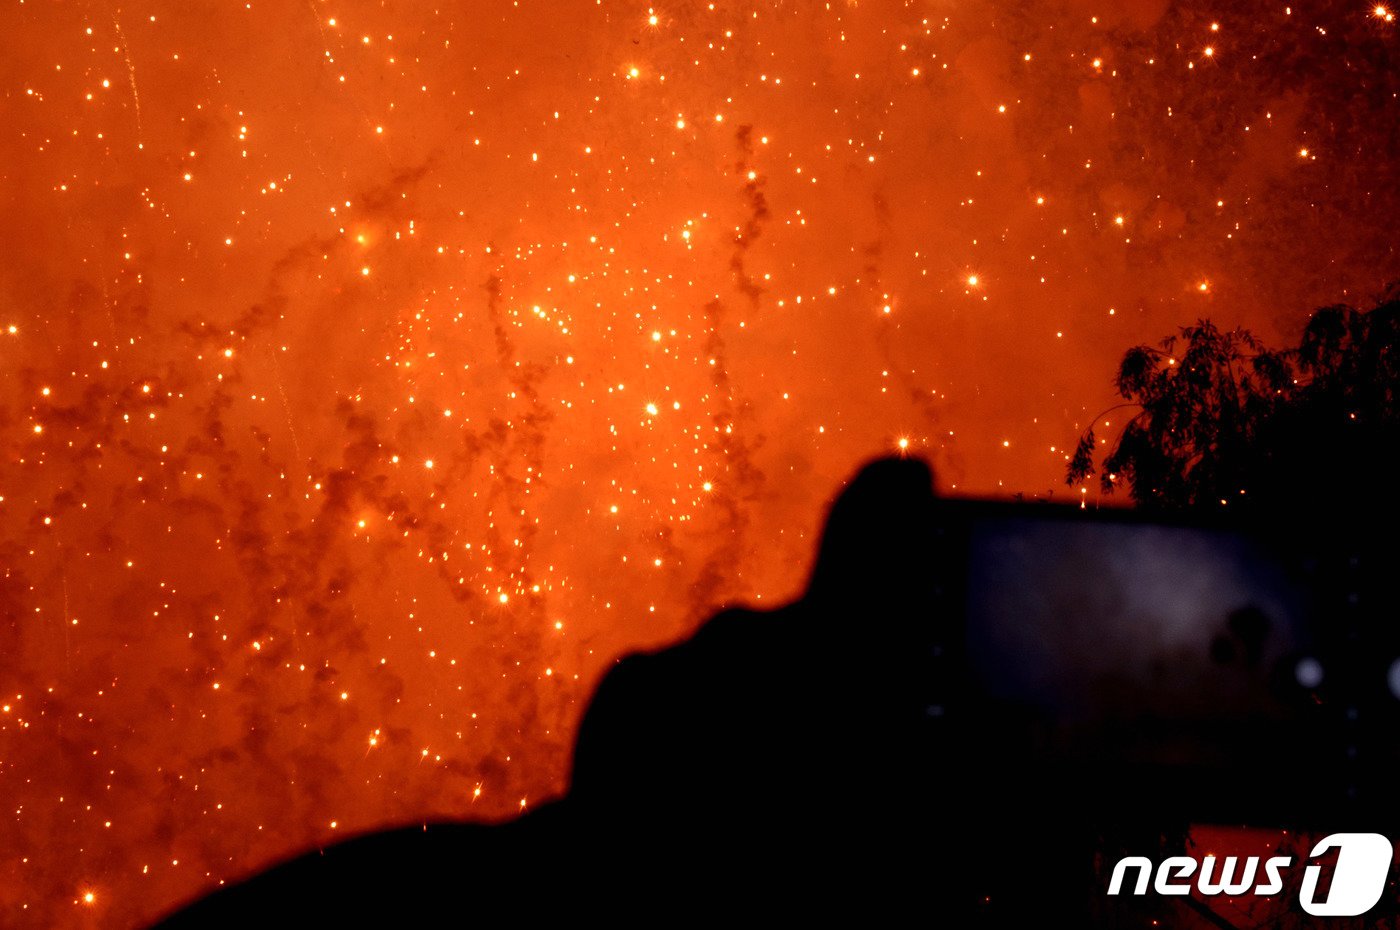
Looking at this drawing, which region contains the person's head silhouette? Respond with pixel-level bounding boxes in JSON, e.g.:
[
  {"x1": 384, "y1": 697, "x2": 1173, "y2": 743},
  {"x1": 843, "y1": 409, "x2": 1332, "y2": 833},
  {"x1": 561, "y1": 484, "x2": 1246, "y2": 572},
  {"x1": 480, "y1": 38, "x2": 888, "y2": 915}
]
[{"x1": 803, "y1": 456, "x2": 940, "y2": 622}]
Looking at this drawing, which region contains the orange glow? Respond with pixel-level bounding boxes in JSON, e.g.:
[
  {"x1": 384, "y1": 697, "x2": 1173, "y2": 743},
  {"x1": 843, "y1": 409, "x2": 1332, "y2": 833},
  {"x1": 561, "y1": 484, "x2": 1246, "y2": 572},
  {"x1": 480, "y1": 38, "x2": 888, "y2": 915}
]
[{"x1": 1, "y1": 1, "x2": 1395, "y2": 925}]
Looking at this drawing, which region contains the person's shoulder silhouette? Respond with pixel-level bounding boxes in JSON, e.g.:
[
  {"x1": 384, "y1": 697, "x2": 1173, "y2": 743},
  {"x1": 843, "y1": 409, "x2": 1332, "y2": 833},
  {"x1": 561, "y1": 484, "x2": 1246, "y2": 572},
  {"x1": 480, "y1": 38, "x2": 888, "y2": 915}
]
[
  {"x1": 566, "y1": 456, "x2": 946, "y2": 906},
  {"x1": 153, "y1": 456, "x2": 949, "y2": 925}
]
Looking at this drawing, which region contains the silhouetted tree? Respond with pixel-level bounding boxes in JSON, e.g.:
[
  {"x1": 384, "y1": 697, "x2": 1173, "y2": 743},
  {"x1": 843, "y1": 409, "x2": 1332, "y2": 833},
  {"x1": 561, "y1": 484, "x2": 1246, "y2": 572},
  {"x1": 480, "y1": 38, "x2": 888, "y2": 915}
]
[{"x1": 1068, "y1": 291, "x2": 1400, "y2": 514}]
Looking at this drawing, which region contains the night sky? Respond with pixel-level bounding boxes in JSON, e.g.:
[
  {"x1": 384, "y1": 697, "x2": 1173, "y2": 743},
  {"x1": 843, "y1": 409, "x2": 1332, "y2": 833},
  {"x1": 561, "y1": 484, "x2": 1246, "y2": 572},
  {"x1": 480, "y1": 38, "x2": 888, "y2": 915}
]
[{"x1": 2, "y1": 0, "x2": 1398, "y2": 924}]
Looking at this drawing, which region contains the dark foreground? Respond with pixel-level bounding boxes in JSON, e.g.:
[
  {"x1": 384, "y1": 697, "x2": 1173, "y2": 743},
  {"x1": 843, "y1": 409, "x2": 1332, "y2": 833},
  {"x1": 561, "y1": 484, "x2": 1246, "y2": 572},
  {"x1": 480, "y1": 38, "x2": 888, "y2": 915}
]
[{"x1": 154, "y1": 457, "x2": 1400, "y2": 926}]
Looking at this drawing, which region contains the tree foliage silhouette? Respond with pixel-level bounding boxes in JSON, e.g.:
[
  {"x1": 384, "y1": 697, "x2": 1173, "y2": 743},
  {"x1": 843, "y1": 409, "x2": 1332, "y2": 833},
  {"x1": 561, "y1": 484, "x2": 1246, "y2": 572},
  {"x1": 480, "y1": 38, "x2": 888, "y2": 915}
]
[{"x1": 1068, "y1": 292, "x2": 1400, "y2": 513}]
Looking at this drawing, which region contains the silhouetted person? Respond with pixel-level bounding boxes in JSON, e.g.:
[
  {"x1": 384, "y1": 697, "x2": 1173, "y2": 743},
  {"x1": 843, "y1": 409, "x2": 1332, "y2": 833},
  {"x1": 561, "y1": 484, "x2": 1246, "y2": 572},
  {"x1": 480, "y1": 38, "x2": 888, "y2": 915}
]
[
  {"x1": 156, "y1": 457, "x2": 1069, "y2": 925},
  {"x1": 565, "y1": 457, "x2": 946, "y2": 911}
]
